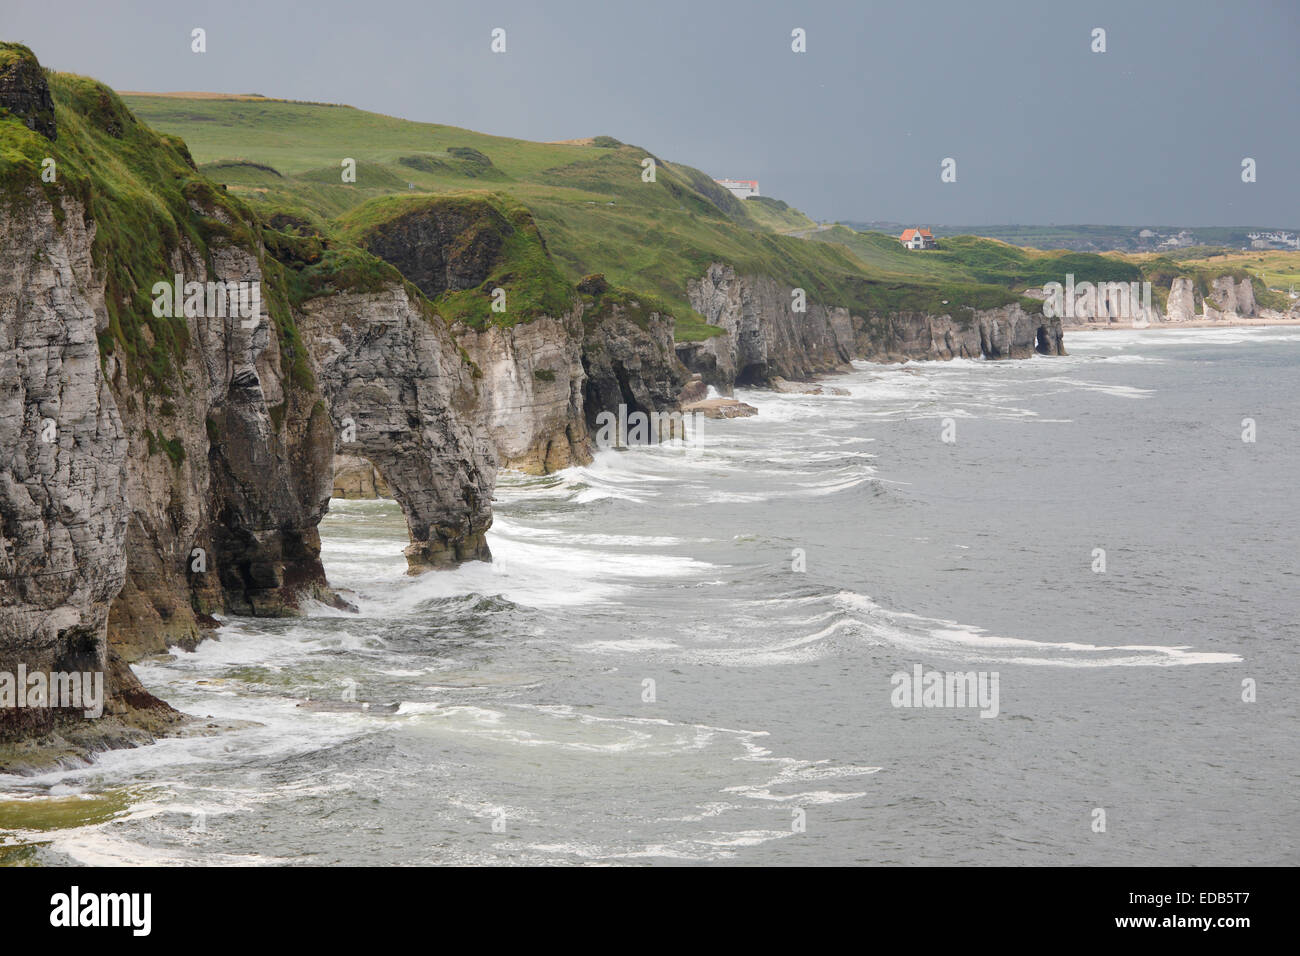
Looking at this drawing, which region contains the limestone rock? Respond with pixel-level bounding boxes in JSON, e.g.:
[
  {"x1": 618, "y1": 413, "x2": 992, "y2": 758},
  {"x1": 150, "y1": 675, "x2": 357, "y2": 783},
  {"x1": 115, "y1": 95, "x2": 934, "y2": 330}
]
[
  {"x1": 0, "y1": 189, "x2": 174, "y2": 753},
  {"x1": 456, "y1": 311, "x2": 591, "y2": 474},
  {"x1": 770, "y1": 376, "x2": 849, "y2": 396},
  {"x1": 581, "y1": 298, "x2": 689, "y2": 432},
  {"x1": 680, "y1": 263, "x2": 855, "y2": 387},
  {"x1": 1166, "y1": 277, "x2": 1197, "y2": 322},
  {"x1": 1206, "y1": 275, "x2": 1256, "y2": 319},
  {"x1": 682, "y1": 398, "x2": 758, "y2": 419},
  {"x1": 332, "y1": 455, "x2": 391, "y2": 498},
  {"x1": 296, "y1": 287, "x2": 495, "y2": 571},
  {"x1": 109, "y1": 231, "x2": 340, "y2": 652},
  {"x1": 677, "y1": 376, "x2": 708, "y2": 405},
  {"x1": 679, "y1": 263, "x2": 1063, "y2": 380}
]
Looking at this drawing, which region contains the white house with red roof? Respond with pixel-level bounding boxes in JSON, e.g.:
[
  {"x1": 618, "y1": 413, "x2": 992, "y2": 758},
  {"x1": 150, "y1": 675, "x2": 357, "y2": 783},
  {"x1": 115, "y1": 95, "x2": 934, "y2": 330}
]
[
  {"x1": 715, "y1": 179, "x2": 760, "y2": 199},
  {"x1": 899, "y1": 227, "x2": 937, "y2": 250}
]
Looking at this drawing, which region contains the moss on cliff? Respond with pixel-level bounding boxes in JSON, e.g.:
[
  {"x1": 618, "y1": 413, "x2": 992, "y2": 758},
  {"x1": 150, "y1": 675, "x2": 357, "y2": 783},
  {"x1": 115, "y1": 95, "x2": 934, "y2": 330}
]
[
  {"x1": 0, "y1": 52, "x2": 330, "y2": 401},
  {"x1": 336, "y1": 192, "x2": 575, "y2": 329},
  {"x1": 578, "y1": 276, "x2": 669, "y2": 332}
]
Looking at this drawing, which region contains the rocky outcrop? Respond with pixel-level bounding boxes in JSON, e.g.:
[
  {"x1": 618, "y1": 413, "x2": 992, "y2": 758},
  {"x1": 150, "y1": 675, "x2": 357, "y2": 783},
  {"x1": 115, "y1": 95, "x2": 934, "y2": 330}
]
[
  {"x1": 456, "y1": 312, "x2": 591, "y2": 474},
  {"x1": 679, "y1": 263, "x2": 1063, "y2": 380},
  {"x1": 200, "y1": 249, "x2": 338, "y2": 621},
  {"x1": 861, "y1": 303, "x2": 1064, "y2": 360},
  {"x1": 0, "y1": 189, "x2": 175, "y2": 760},
  {"x1": 1030, "y1": 273, "x2": 1282, "y2": 327},
  {"x1": 332, "y1": 455, "x2": 391, "y2": 498},
  {"x1": 771, "y1": 377, "x2": 849, "y2": 396},
  {"x1": 1161, "y1": 275, "x2": 1261, "y2": 323},
  {"x1": 295, "y1": 287, "x2": 495, "y2": 571},
  {"x1": 107, "y1": 231, "x2": 340, "y2": 660},
  {"x1": 680, "y1": 264, "x2": 854, "y2": 389},
  {"x1": 359, "y1": 200, "x2": 505, "y2": 298},
  {"x1": 1234, "y1": 278, "x2": 1258, "y2": 316},
  {"x1": 682, "y1": 398, "x2": 758, "y2": 419},
  {"x1": 581, "y1": 297, "x2": 688, "y2": 432},
  {"x1": 677, "y1": 376, "x2": 708, "y2": 405},
  {"x1": 1166, "y1": 277, "x2": 1197, "y2": 322},
  {"x1": 1205, "y1": 276, "x2": 1257, "y2": 320},
  {"x1": 349, "y1": 197, "x2": 607, "y2": 477},
  {"x1": 1048, "y1": 282, "x2": 1156, "y2": 327},
  {"x1": 0, "y1": 43, "x2": 56, "y2": 140}
]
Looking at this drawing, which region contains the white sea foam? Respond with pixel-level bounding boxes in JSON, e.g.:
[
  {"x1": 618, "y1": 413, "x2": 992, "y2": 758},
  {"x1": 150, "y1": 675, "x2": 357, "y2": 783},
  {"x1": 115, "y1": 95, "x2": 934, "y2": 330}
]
[{"x1": 833, "y1": 591, "x2": 1241, "y2": 666}]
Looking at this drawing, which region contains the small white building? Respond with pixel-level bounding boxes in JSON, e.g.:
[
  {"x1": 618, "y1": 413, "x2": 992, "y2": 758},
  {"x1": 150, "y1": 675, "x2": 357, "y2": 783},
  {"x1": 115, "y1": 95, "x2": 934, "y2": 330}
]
[
  {"x1": 715, "y1": 178, "x2": 759, "y2": 199},
  {"x1": 899, "y1": 227, "x2": 937, "y2": 250}
]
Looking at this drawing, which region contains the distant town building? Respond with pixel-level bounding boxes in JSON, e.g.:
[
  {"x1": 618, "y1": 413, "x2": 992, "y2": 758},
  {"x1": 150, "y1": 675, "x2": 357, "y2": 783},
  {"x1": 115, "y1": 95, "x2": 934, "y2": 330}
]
[
  {"x1": 1247, "y1": 230, "x2": 1299, "y2": 250},
  {"x1": 899, "y1": 227, "x2": 937, "y2": 250},
  {"x1": 715, "y1": 178, "x2": 759, "y2": 199},
  {"x1": 1158, "y1": 230, "x2": 1197, "y2": 249}
]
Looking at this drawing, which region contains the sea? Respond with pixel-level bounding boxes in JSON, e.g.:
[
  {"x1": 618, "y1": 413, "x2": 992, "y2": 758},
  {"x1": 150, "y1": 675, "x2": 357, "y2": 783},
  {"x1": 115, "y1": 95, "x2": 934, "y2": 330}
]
[{"x1": 3, "y1": 326, "x2": 1297, "y2": 865}]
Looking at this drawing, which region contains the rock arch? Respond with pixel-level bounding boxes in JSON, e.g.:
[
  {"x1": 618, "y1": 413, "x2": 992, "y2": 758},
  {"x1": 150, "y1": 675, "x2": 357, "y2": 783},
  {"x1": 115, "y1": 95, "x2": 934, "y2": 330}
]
[{"x1": 297, "y1": 287, "x2": 496, "y2": 571}]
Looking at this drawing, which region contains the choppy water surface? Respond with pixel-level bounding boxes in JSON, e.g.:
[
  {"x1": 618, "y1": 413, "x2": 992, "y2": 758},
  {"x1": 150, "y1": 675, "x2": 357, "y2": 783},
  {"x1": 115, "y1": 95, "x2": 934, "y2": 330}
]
[{"x1": 4, "y1": 327, "x2": 1298, "y2": 865}]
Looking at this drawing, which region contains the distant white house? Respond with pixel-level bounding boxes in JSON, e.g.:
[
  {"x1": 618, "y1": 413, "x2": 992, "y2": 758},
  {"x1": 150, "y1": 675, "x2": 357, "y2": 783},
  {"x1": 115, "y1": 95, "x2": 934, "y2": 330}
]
[
  {"x1": 715, "y1": 178, "x2": 759, "y2": 199},
  {"x1": 899, "y1": 227, "x2": 937, "y2": 250},
  {"x1": 1248, "y1": 230, "x2": 1299, "y2": 250}
]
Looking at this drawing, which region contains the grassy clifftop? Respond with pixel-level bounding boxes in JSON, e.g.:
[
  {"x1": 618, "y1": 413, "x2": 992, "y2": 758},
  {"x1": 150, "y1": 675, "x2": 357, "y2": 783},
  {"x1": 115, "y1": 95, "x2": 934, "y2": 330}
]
[
  {"x1": 120, "y1": 92, "x2": 1038, "y2": 328},
  {"x1": 335, "y1": 192, "x2": 575, "y2": 329},
  {"x1": 15, "y1": 61, "x2": 1280, "y2": 370},
  {"x1": 0, "y1": 45, "x2": 271, "y2": 390}
]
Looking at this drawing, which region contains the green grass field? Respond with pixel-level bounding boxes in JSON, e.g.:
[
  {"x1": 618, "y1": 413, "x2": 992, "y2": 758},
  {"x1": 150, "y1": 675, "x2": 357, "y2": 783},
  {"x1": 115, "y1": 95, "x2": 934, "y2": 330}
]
[
  {"x1": 1142, "y1": 249, "x2": 1300, "y2": 297},
  {"x1": 15, "y1": 76, "x2": 1287, "y2": 349},
  {"x1": 119, "y1": 92, "x2": 1047, "y2": 329}
]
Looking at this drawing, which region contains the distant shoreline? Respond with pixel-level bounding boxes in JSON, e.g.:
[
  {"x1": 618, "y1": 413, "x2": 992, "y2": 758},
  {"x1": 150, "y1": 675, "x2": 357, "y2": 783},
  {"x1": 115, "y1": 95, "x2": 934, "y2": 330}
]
[{"x1": 1065, "y1": 317, "x2": 1300, "y2": 332}]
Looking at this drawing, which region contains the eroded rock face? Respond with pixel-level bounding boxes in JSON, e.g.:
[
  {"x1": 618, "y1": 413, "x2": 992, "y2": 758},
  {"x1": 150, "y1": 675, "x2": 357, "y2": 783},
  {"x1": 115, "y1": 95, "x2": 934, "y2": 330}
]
[
  {"x1": 1167, "y1": 277, "x2": 1196, "y2": 322},
  {"x1": 1207, "y1": 276, "x2": 1256, "y2": 318},
  {"x1": 1235, "y1": 278, "x2": 1257, "y2": 316},
  {"x1": 108, "y1": 235, "x2": 338, "y2": 658},
  {"x1": 1163, "y1": 275, "x2": 1259, "y2": 323},
  {"x1": 296, "y1": 288, "x2": 495, "y2": 571},
  {"x1": 681, "y1": 263, "x2": 854, "y2": 388},
  {"x1": 456, "y1": 312, "x2": 591, "y2": 474},
  {"x1": 1052, "y1": 281, "x2": 1157, "y2": 326},
  {"x1": 0, "y1": 45, "x2": 56, "y2": 140},
  {"x1": 680, "y1": 263, "x2": 1063, "y2": 376},
  {"x1": 863, "y1": 304, "x2": 1065, "y2": 361},
  {"x1": 332, "y1": 454, "x2": 391, "y2": 498},
  {"x1": 360, "y1": 203, "x2": 506, "y2": 299},
  {"x1": 582, "y1": 302, "x2": 688, "y2": 432},
  {"x1": 677, "y1": 376, "x2": 708, "y2": 405},
  {"x1": 0, "y1": 190, "x2": 171, "y2": 754}
]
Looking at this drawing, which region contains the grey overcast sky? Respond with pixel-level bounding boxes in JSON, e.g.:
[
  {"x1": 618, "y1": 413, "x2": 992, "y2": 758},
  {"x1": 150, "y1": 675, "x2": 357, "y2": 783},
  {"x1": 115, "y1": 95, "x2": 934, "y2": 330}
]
[{"x1": 3, "y1": 0, "x2": 1296, "y2": 226}]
